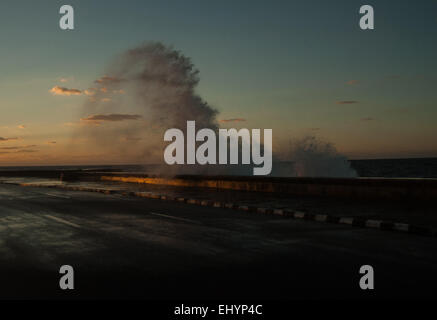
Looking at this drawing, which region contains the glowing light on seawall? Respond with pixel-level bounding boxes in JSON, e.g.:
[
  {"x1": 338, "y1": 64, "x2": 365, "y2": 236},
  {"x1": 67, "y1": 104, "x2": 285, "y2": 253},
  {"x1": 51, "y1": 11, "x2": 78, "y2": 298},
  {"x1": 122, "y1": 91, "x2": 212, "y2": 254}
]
[{"x1": 99, "y1": 175, "x2": 437, "y2": 200}]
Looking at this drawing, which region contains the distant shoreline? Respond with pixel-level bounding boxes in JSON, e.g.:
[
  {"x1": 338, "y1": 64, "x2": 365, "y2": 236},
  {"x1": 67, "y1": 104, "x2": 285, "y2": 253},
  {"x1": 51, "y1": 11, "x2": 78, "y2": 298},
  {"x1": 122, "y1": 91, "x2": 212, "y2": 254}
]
[
  {"x1": 1, "y1": 157, "x2": 437, "y2": 168},
  {"x1": 1, "y1": 157, "x2": 437, "y2": 179}
]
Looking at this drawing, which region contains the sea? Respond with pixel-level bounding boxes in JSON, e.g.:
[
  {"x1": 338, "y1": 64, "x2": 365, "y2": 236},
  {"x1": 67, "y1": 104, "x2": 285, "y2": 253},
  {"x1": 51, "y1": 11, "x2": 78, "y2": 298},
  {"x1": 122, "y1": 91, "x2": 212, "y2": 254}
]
[{"x1": 0, "y1": 158, "x2": 437, "y2": 178}]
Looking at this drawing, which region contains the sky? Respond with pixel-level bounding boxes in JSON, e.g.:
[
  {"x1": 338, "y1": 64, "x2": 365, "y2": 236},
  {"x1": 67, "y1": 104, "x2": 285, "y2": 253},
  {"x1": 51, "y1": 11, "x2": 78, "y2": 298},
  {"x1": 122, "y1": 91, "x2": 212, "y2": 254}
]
[{"x1": 0, "y1": 0, "x2": 436, "y2": 165}]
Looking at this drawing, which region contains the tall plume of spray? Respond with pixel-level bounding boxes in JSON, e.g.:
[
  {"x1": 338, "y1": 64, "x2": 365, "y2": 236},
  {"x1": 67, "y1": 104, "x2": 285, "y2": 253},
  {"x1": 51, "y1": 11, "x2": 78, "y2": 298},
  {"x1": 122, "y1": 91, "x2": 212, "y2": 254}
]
[
  {"x1": 112, "y1": 42, "x2": 219, "y2": 130},
  {"x1": 78, "y1": 41, "x2": 356, "y2": 177},
  {"x1": 278, "y1": 136, "x2": 357, "y2": 177},
  {"x1": 78, "y1": 42, "x2": 219, "y2": 168}
]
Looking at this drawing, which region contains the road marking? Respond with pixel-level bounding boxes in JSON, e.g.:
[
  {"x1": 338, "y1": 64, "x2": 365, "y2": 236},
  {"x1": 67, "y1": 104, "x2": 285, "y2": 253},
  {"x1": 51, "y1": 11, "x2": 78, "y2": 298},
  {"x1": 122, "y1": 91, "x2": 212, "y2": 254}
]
[
  {"x1": 149, "y1": 212, "x2": 201, "y2": 225},
  {"x1": 43, "y1": 215, "x2": 80, "y2": 228},
  {"x1": 43, "y1": 193, "x2": 71, "y2": 199}
]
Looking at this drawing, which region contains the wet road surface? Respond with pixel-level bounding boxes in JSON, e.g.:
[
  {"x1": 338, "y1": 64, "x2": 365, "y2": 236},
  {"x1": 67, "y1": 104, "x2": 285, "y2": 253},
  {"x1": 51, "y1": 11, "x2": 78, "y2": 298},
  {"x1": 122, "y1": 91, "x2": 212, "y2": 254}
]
[{"x1": 0, "y1": 183, "x2": 436, "y2": 299}]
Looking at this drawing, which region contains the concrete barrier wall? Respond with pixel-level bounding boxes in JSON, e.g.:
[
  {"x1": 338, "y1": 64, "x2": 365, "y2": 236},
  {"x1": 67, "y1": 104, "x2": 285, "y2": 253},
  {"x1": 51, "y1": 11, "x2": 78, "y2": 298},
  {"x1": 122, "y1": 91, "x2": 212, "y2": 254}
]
[
  {"x1": 100, "y1": 175, "x2": 437, "y2": 201},
  {"x1": 2, "y1": 169, "x2": 436, "y2": 200}
]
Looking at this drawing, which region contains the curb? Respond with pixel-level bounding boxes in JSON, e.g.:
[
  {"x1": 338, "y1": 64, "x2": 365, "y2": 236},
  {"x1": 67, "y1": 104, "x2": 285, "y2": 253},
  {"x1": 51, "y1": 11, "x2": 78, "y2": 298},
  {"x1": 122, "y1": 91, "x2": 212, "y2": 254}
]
[{"x1": 2, "y1": 181, "x2": 436, "y2": 238}]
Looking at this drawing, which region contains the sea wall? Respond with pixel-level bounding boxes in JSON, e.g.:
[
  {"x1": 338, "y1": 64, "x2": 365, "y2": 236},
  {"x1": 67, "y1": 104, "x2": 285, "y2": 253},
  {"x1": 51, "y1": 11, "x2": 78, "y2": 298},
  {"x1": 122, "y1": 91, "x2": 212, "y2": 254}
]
[
  {"x1": 1, "y1": 169, "x2": 436, "y2": 201},
  {"x1": 100, "y1": 175, "x2": 437, "y2": 201}
]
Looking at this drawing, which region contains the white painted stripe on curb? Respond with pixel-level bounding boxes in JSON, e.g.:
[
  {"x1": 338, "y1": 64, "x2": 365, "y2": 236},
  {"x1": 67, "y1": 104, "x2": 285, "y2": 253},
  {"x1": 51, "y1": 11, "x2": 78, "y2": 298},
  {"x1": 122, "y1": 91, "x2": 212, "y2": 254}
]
[
  {"x1": 273, "y1": 209, "x2": 284, "y2": 215},
  {"x1": 339, "y1": 217, "x2": 354, "y2": 225},
  {"x1": 134, "y1": 192, "x2": 144, "y2": 197},
  {"x1": 315, "y1": 214, "x2": 328, "y2": 222},
  {"x1": 365, "y1": 220, "x2": 382, "y2": 228},
  {"x1": 294, "y1": 211, "x2": 305, "y2": 219},
  {"x1": 393, "y1": 223, "x2": 409, "y2": 232},
  {"x1": 5, "y1": 181, "x2": 433, "y2": 238}
]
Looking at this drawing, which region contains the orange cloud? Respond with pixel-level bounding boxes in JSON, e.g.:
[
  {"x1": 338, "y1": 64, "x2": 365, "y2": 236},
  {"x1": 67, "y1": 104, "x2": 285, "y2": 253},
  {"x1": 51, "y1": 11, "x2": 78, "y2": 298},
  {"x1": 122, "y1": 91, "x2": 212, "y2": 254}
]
[
  {"x1": 346, "y1": 80, "x2": 359, "y2": 85},
  {"x1": 81, "y1": 114, "x2": 142, "y2": 122},
  {"x1": 50, "y1": 86, "x2": 82, "y2": 96}
]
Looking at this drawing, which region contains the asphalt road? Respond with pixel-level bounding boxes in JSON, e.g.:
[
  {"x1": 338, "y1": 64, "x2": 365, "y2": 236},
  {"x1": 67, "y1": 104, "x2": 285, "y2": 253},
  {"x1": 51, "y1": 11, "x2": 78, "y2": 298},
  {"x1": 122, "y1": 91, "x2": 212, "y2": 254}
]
[{"x1": 0, "y1": 183, "x2": 436, "y2": 300}]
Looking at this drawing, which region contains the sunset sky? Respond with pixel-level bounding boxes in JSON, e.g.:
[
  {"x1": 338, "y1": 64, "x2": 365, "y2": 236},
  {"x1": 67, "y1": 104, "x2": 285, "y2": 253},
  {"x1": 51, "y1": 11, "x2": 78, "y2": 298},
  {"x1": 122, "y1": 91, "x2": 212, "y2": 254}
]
[{"x1": 0, "y1": 0, "x2": 436, "y2": 165}]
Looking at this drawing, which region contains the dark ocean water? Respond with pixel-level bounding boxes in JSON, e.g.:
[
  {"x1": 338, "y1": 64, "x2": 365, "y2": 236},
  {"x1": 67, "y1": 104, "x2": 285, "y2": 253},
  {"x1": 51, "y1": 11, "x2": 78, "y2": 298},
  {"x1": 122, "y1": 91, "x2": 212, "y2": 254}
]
[
  {"x1": 1, "y1": 158, "x2": 437, "y2": 178},
  {"x1": 350, "y1": 158, "x2": 437, "y2": 178}
]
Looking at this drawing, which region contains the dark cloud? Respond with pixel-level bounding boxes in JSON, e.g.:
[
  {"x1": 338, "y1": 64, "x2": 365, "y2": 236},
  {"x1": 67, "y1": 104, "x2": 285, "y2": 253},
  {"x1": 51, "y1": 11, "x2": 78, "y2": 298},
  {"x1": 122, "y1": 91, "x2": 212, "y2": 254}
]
[
  {"x1": 219, "y1": 118, "x2": 246, "y2": 123},
  {"x1": 0, "y1": 137, "x2": 18, "y2": 142},
  {"x1": 16, "y1": 149, "x2": 37, "y2": 153},
  {"x1": 94, "y1": 76, "x2": 125, "y2": 85},
  {"x1": 361, "y1": 117, "x2": 374, "y2": 121},
  {"x1": 0, "y1": 145, "x2": 37, "y2": 150},
  {"x1": 336, "y1": 101, "x2": 359, "y2": 105},
  {"x1": 0, "y1": 144, "x2": 38, "y2": 154},
  {"x1": 81, "y1": 114, "x2": 142, "y2": 122},
  {"x1": 1, "y1": 147, "x2": 20, "y2": 150}
]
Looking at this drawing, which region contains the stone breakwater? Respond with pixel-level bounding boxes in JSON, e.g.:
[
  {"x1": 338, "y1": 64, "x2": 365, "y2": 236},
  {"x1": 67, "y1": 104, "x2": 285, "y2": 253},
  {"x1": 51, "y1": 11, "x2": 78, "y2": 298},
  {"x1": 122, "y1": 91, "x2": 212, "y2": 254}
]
[{"x1": 100, "y1": 175, "x2": 437, "y2": 201}]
